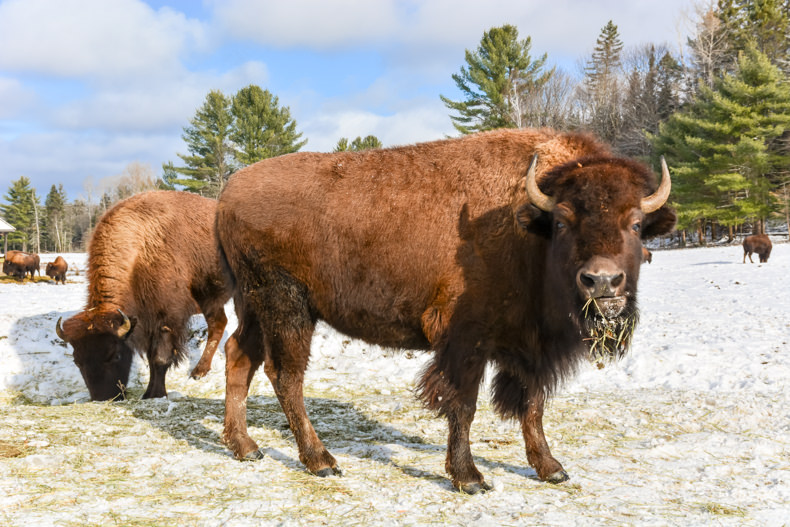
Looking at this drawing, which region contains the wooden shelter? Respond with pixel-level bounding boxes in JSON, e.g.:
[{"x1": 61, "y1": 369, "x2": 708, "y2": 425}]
[{"x1": 0, "y1": 217, "x2": 15, "y2": 257}]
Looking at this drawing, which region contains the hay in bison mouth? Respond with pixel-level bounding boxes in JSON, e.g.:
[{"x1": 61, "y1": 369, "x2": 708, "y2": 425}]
[{"x1": 581, "y1": 296, "x2": 638, "y2": 369}]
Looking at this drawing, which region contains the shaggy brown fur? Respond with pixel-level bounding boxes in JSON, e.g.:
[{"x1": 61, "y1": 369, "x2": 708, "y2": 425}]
[
  {"x1": 45, "y1": 255, "x2": 68, "y2": 284},
  {"x1": 3, "y1": 250, "x2": 40, "y2": 279},
  {"x1": 58, "y1": 191, "x2": 232, "y2": 401},
  {"x1": 742, "y1": 234, "x2": 772, "y2": 263},
  {"x1": 216, "y1": 128, "x2": 676, "y2": 493}
]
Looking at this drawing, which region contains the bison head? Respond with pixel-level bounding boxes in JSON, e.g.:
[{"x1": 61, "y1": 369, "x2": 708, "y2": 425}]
[
  {"x1": 56, "y1": 309, "x2": 137, "y2": 401},
  {"x1": 518, "y1": 154, "x2": 675, "y2": 365}
]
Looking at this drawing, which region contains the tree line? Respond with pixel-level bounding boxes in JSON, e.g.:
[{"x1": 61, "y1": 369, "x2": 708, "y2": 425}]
[
  {"x1": 4, "y1": 1, "x2": 790, "y2": 252},
  {"x1": 440, "y1": 2, "x2": 790, "y2": 243}
]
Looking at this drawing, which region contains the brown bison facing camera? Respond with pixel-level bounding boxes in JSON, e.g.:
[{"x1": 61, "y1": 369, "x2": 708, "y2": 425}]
[
  {"x1": 216, "y1": 128, "x2": 676, "y2": 493},
  {"x1": 742, "y1": 234, "x2": 772, "y2": 263},
  {"x1": 45, "y1": 255, "x2": 68, "y2": 284},
  {"x1": 56, "y1": 191, "x2": 233, "y2": 401},
  {"x1": 3, "y1": 250, "x2": 40, "y2": 279}
]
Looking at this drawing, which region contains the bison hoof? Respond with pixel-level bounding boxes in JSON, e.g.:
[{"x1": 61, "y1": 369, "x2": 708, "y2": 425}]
[
  {"x1": 459, "y1": 481, "x2": 493, "y2": 495},
  {"x1": 189, "y1": 369, "x2": 207, "y2": 380},
  {"x1": 314, "y1": 466, "x2": 343, "y2": 478},
  {"x1": 240, "y1": 449, "x2": 264, "y2": 461},
  {"x1": 545, "y1": 470, "x2": 570, "y2": 484}
]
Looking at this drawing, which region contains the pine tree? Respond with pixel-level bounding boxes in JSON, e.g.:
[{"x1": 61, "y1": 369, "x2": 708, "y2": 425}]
[
  {"x1": 231, "y1": 85, "x2": 306, "y2": 166},
  {"x1": 718, "y1": 0, "x2": 790, "y2": 73},
  {"x1": 651, "y1": 45, "x2": 790, "y2": 236},
  {"x1": 582, "y1": 20, "x2": 625, "y2": 144},
  {"x1": 43, "y1": 184, "x2": 68, "y2": 252},
  {"x1": 1, "y1": 177, "x2": 38, "y2": 251},
  {"x1": 165, "y1": 90, "x2": 235, "y2": 198},
  {"x1": 334, "y1": 135, "x2": 383, "y2": 152},
  {"x1": 440, "y1": 25, "x2": 551, "y2": 134}
]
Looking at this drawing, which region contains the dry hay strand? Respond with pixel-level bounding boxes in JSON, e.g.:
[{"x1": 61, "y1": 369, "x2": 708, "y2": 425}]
[
  {"x1": 582, "y1": 297, "x2": 637, "y2": 369},
  {"x1": 0, "y1": 439, "x2": 28, "y2": 458}
]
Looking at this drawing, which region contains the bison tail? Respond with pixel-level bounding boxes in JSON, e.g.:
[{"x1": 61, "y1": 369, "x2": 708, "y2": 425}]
[{"x1": 215, "y1": 217, "x2": 237, "y2": 293}]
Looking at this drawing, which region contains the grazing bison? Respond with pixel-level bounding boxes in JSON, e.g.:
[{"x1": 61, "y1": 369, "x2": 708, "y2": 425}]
[
  {"x1": 216, "y1": 128, "x2": 676, "y2": 493},
  {"x1": 2, "y1": 250, "x2": 40, "y2": 279},
  {"x1": 56, "y1": 191, "x2": 233, "y2": 401},
  {"x1": 742, "y1": 234, "x2": 772, "y2": 263},
  {"x1": 642, "y1": 247, "x2": 653, "y2": 264},
  {"x1": 45, "y1": 255, "x2": 68, "y2": 284}
]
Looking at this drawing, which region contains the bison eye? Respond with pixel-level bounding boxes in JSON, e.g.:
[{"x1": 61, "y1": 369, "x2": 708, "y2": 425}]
[
  {"x1": 555, "y1": 220, "x2": 566, "y2": 231},
  {"x1": 632, "y1": 222, "x2": 641, "y2": 233}
]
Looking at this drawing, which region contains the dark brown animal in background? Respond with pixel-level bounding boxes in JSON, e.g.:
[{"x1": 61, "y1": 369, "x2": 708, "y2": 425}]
[
  {"x1": 742, "y1": 234, "x2": 772, "y2": 263},
  {"x1": 216, "y1": 128, "x2": 676, "y2": 493},
  {"x1": 45, "y1": 256, "x2": 68, "y2": 284},
  {"x1": 642, "y1": 247, "x2": 653, "y2": 264},
  {"x1": 2, "y1": 250, "x2": 40, "y2": 279},
  {"x1": 56, "y1": 191, "x2": 233, "y2": 401}
]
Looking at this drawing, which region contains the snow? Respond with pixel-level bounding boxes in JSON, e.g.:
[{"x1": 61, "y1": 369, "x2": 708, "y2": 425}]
[{"x1": 1, "y1": 243, "x2": 789, "y2": 525}]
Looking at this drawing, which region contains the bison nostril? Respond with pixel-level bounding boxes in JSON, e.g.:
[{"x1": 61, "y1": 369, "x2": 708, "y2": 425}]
[
  {"x1": 610, "y1": 273, "x2": 624, "y2": 288},
  {"x1": 580, "y1": 273, "x2": 596, "y2": 289}
]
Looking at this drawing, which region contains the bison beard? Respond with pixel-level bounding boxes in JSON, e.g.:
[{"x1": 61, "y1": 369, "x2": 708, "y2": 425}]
[
  {"x1": 216, "y1": 128, "x2": 676, "y2": 494},
  {"x1": 581, "y1": 298, "x2": 639, "y2": 368}
]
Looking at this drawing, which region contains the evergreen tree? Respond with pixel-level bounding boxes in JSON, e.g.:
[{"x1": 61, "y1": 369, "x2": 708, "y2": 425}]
[
  {"x1": 334, "y1": 135, "x2": 383, "y2": 152},
  {"x1": 651, "y1": 46, "x2": 790, "y2": 236},
  {"x1": 582, "y1": 20, "x2": 625, "y2": 144},
  {"x1": 440, "y1": 24, "x2": 551, "y2": 134},
  {"x1": 231, "y1": 85, "x2": 306, "y2": 166},
  {"x1": 1, "y1": 177, "x2": 38, "y2": 251},
  {"x1": 43, "y1": 184, "x2": 68, "y2": 252},
  {"x1": 164, "y1": 90, "x2": 235, "y2": 198},
  {"x1": 718, "y1": 0, "x2": 790, "y2": 73}
]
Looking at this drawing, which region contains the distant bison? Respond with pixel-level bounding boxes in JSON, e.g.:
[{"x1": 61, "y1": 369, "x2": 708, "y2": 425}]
[
  {"x1": 642, "y1": 247, "x2": 653, "y2": 263},
  {"x1": 45, "y1": 256, "x2": 68, "y2": 284},
  {"x1": 56, "y1": 191, "x2": 233, "y2": 401},
  {"x1": 216, "y1": 128, "x2": 675, "y2": 492},
  {"x1": 3, "y1": 250, "x2": 40, "y2": 279},
  {"x1": 743, "y1": 234, "x2": 772, "y2": 263}
]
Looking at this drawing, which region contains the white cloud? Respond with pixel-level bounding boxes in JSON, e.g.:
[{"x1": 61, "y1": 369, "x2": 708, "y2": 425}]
[
  {"x1": 210, "y1": 0, "x2": 401, "y2": 48},
  {"x1": 0, "y1": 129, "x2": 183, "y2": 197},
  {"x1": 0, "y1": 77, "x2": 36, "y2": 120},
  {"x1": 300, "y1": 97, "x2": 454, "y2": 152},
  {"x1": 47, "y1": 61, "x2": 269, "y2": 133},
  {"x1": 209, "y1": 0, "x2": 692, "y2": 74},
  {"x1": 0, "y1": 0, "x2": 208, "y2": 80}
]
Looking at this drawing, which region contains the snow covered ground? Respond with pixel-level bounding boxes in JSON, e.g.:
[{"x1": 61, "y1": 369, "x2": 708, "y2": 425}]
[{"x1": 0, "y1": 242, "x2": 788, "y2": 526}]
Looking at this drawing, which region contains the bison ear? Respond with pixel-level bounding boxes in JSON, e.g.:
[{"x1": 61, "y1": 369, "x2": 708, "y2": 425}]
[
  {"x1": 516, "y1": 203, "x2": 552, "y2": 238},
  {"x1": 642, "y1": 205, "x2": 676, "y2": 239}
]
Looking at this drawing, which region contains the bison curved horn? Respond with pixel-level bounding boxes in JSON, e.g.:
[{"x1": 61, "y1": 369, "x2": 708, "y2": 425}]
[
  {"x1": 55, "y1": 317, "x2": 67, "y2": 341},
  {"x1": 525, "y1": 154, "x2": 555, "y2": 212},
  {"x1": 116, "y1": 309, "x2": 132, "y2": 338},
  {"x1": 641, "y1": 156, "x2": 672, "y2": 213}
]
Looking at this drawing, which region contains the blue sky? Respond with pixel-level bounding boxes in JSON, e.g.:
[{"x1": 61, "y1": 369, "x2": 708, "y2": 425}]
[{"x1": 0, "y1": 0, "x2": 696, "y2": 200}]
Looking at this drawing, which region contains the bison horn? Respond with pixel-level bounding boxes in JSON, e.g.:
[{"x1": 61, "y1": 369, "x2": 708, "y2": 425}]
[
  {"x1": 116, "y1": 309, "x2": 132, "y2": 338},
  {"x1": 525, "y1": 154, "x2": 555, "y2": 212},
  {"x1": 641, "y1": 156, "x2": 672, "y2": 213},
  {"x1": 55, "y1": 317, "x2": 67, "y2": 341}
]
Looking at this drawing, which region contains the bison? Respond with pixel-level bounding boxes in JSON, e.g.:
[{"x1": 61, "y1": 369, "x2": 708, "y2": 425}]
[
  {"x1": 56, "y1": 191, "x2": 233, "y2": 401},
  {"x1": 216, "y1": 128, "x2": 676, "y2": 493},
  {"x1": 45, "y1": 255, "x2": 68, "y2": 284},
  {"x1": 742, "y1": 234, "x2": 772, "y2": 263},
  {"x1": 3, "y1": 250, "x2": 40, "y2": 279},
  {"x1": 642, "y1": 247, "x2": 653, "y2": 263}
]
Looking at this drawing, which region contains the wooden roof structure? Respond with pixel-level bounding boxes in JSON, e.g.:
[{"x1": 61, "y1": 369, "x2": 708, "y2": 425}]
[{"x1": 0, "y1": 217, "x2": 15, "y2": 257}]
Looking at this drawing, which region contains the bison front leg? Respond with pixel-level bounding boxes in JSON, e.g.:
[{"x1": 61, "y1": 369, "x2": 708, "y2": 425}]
[
  {"x1": 420, "y1": 356, "x2": 490, "y2": 493},
  {"x1": 190, "y1": 307, "x2": 228, "y2": 379},
  {"x1": 520, "y1": 389, "x2": 569, "y2": 483}
]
